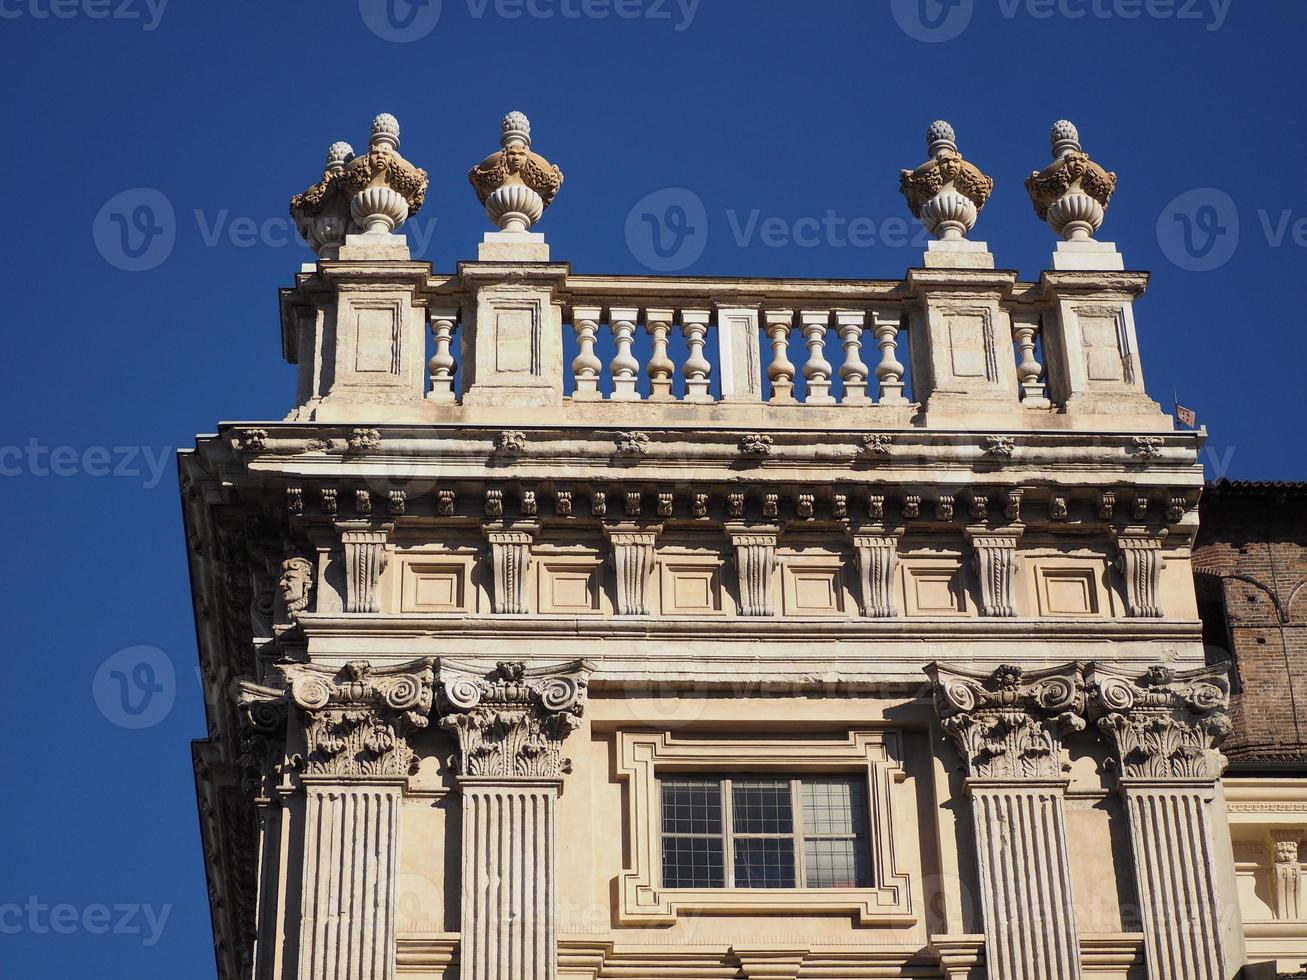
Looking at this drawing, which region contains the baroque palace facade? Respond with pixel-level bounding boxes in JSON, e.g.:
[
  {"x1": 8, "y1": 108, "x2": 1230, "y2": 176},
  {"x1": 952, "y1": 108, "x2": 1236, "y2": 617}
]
[{"x1": 182, "y1": 112, "x2": 1307, "y2": 980}]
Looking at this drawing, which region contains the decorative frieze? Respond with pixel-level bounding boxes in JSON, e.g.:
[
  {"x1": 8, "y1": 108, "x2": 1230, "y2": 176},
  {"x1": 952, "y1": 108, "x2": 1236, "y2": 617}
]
[
  {"x1": 851, "y1": 530, "x2": 901, "y2": 618},
  {"x1": 284, "y1": 658, "x2": 435, "y2": 779},
  {"x1": 483, "y1": 523, "x2": 538, "y2": 614},
  {"x1": 1088, "y1": 663, "x2": 1231, "y2": 781},
  {"x1": 1112, "y1": 528, "x2": 1166, "y2": 618},
  {"x1": 728, "y1": 527, "x2": 780, "y2": 617},
  {"x1": 927, "y1": 662, "x2": 1085, "y2": 780},
  {"x1": 967, "y1": 528, "x2": 1022, "y2": 618},
  {"x1": 437, "y1": 659, "x2": 590, "y2": 780},
  {"x1": 604, "y1": 525, "x2": 660, "y2": 616},
  {"x1": 340, "y1": 526, "x2": 389, "y2": 613}
]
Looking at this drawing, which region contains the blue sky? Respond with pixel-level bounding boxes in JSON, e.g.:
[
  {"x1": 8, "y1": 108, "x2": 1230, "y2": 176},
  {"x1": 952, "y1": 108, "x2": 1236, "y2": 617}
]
[{"x1": 1, "y1": 1, "x2": 1303, "y2": 975}]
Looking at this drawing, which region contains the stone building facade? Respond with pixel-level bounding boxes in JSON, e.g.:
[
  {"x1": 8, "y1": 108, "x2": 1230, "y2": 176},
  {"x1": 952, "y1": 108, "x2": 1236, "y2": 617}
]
[
  {"x1": 182, "y1": 112, "x2": 1306, "y2": 979},
  {"x1": 1193, "y1": 481, "x2": 1307, "y2": 973}
]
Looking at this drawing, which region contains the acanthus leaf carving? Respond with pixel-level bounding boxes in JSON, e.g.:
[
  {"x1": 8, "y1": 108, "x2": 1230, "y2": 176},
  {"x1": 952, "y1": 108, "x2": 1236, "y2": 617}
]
[
  {"x1": 1112, "y1": 528, "x2": 1167, "y2": 618},
  {"x1": 1087, "y1": 663, "x2": 1231, "y2": 781},
  {"x1": 927, "y1": 662, "x2": 1086, "y2": 780},
  {"x1": 340, "y1": 526, "x2": 389, "y2": 613},
  {"x1": 604, "y1": 525, "x2": 660, "y2": 616},
  {"x1": 967, "y1": 528, "x2": 1022, "y2": 618},
  {"x1": 851, "y1": 530, "x2": 901, "y2": 618},
  {"x1": 284, "y1": 659, "x2": 435, "y2": 779},
  {"x1": 438, "y1": 660, "x2": 590, "y2": 779},
  {"x1": 484, "y1": 523, "x2": 537, "y2": 614}
]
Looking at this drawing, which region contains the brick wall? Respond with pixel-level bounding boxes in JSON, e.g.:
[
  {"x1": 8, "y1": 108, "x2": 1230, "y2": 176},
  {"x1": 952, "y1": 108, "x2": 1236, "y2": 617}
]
[{"x1": 1193, "y1": 482, "x2": 1307, "y2": 765}]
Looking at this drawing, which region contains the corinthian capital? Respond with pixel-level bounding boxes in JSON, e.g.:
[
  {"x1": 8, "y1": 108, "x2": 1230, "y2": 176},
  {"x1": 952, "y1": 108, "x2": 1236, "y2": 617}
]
[
  {"x1": 1087, "y1": 663, "x2": 1232, "y2": 781},
  {"x1": 438, "y1": 660, "x2": 591, "y2": 780},
  {"x1": 284, "y1": 659, "x2": 435, "y2": 779},
  {"x1": 926, "y1": 662, "x2": 1086, "y2": 780}
]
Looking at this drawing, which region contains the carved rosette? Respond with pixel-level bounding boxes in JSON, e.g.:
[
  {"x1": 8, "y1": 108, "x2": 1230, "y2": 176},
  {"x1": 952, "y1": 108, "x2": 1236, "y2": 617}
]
[
  {"x1": 604, "y1": 525, "x2": 660, "y2": 616},
  {"x1": 1112, "y1": 528, "x2": 1167, "y2": 618},
  {"x1": 967, "y1": 528, "x2": 1023, "y2": 618},
  {"x1": 851, "y1": 531, "x2": 900, "y2": 618},
  {"x1": 1025, "y1": 120, "x2": 1118, "y2": 241},
  {"x1": 899, "y1": 121, "x2": 994, "y2": 241},
  {"x1": 1088, "y1": 664, "x2": 1232, "y2": 781},
  {"x1": 927, "y1": 662, "x2": 1086, "y2": 780},
  {"x1": 727, "y1": 528, "x2": 779, "y2": 617},
  {"x1": 438, "y1": 660, "x2": 591, "y2": 780},
  {"x1": 285, "y1": 659, "x2": 435, "y2": 779}
]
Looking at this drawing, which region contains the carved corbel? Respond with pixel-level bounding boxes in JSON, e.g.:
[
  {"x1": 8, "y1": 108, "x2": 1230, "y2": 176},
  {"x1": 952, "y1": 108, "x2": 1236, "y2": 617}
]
[
  {"x1": 1111, "y1": 528, "x2": 1167, "y2": 617},
  {"x1": 926, "y1": 662, "x2": 1086, "y2": 780},
  {"x1": 282, "y1": 659, "x2": 435, "y2": 779},
  {"x1": 966, "y1": 527, "x2": 1023, "y2": 618},
  {"x1": 1087, "y1": 663, "x2": 1231, "y2": 781},
  {"x1": 1270, "y1": 831, "x2": 1303, "y2": 920},
  {"x1": 437, "y1": 659, "x2": 591, "y2": 780},
  {"x1": 482, "y1": 522, "x2": 538, "y2": 614},
  {"x1": 235, "y1": 680, "x2": 290, "y2": 801},
  {"x1": 337, "y1": 523, "x2": 390, "y2": 613},
  {"x1": 603, "y1": 524, "x2": 661, "y2": 616},
  {"x1": 726, "y1": 526, "x2": 780, "y2": 617},
  {"x1": 849, "y1": 526, "x2": 902, "y2": 618}
]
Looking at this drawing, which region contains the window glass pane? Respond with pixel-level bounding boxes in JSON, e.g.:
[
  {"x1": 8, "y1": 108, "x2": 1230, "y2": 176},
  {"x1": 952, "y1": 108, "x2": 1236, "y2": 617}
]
[
  {"x1": 801, "y1": 777, "x2": 866, "y2": 835},
  {"x1": 661, "y1": 778, "x2": 722, "y2": 835},
  {"x1": 734, "y1": 837, "x2": 796, "y2": 888},
  {"x1": 804, "y1": 838, "x2": 870, "y2": 888},
  {"x1": 731, "y1": 779, "x2": 793, "y2": 835},
  {"x1": 662, "y1": 836, "x2": 724, "y2": 888}
]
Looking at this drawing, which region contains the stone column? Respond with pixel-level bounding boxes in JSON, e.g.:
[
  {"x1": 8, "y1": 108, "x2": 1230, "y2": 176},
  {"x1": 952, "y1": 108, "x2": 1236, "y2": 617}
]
[
  {"x1": 926, "y1": 662, "x2": 1087, "y2": 980},
  {"x1": 282, "y1": 659, "x2": 435, "y2": 980},
  {"x1": 438, "y1": 660, "x2": 591, "y2": 980},
  {"x1": 1088, "y1": 664, "x2": 1242, "y2": 980}
]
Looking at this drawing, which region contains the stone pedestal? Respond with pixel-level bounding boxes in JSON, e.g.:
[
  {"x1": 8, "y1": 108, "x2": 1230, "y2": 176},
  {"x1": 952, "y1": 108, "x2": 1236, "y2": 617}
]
[
  {"x1": 967, "y1": 780, "x2": 1083, "y2": 980},
  {"x1": 298, "y1": 779, "x2": 404, "y2": 980},
  {"x1": 458, "y1": 778, "x2": 560, "y2": 980}
]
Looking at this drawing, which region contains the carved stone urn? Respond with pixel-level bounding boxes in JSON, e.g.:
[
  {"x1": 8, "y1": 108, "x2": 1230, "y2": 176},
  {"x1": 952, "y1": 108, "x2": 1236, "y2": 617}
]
[
  {"x1": 468, "y1": 110, "x2": 564, "y2": 232},
  {"x1": 899, "y1": 120, "x2": 994, "y2": 241},
  {"x1": 289, "y1": 141, "x2": 355, "y2": 257},
  {"x1": 339, "y1": 113, "x2": 429, "y2": 237},
  {"x1": 1026, "y1": 120, "x2": 1118, "y2": 242}
]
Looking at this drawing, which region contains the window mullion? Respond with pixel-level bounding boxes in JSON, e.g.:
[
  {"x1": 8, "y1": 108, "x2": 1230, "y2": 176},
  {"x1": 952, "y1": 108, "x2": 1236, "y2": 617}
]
[
  {"x1": 722, "y1": 777, "x2": 734, "y2": 888},
  {"x1": 791, "y1": 777, "x2": 805, "y2": 888}
]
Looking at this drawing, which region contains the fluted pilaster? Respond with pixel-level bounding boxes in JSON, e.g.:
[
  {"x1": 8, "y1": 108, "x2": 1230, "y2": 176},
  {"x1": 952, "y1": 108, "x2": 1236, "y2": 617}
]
[
  {"x1": 927, "y1": 662, "x2": 1086, "y2": 980},
  {"x1": 1088, "y1": 663, "x2": 1239, "y2": 980}
]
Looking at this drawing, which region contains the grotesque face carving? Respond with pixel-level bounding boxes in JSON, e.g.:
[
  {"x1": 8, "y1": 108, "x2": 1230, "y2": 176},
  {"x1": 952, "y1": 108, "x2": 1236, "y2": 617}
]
[
  {"x1": 503, "y1": 141, "x2": 527, "y2": 174},
  {"x1": 280, "y1": 557, "x2": 314, "y2": 617}
]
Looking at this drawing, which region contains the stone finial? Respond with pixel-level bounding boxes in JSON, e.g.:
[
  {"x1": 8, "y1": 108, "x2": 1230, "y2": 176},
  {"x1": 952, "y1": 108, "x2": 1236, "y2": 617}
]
[
  {"x1": 1026, "y1": 119, "x2": 1118, "y2": 241},
  {"x1": 469, "y1": 110, "x2": 564, "y2": 232},
  {"x1": 289, "y1": 114, "x2": 428, "y2": 255},
  {"x1": 899, "y1": 120, "x2": 994, "y2": 241}
]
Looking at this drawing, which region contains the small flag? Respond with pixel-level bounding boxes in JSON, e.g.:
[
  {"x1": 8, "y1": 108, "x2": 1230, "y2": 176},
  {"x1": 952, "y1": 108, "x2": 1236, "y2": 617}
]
[{"x1": 1175, "y1": 404, "x2": 1197, "y2": 428}]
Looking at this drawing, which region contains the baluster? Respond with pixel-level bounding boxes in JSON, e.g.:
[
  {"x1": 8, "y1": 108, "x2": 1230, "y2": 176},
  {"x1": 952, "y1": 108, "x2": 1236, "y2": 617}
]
[
  {"x1": 800, "y1": 310, "x2": 834, "y2": 404},
  {"x1": 609, "y1": 307, "x2": 641, "y2": 401},
  {"x1": 1012, "y1": 313, "x2": 1051, "y2": 408},
  {"x1": 571, "y1": 305, "x2": 602, "y2": 400},
  {"x1": 426, "y1": 306, "x2": 458, "y2": 402},
  {"x1": 764, "y1": 309, "x2": 795, "y2": 402},
  {"x1": 680, "y1": 308, "x2": 712, "y2": 402},
  {"x1": 646, "y1": 308, "x2": 675, "y2": 401},
  {"x1": 836, "y1": 310, "x2": 869, "y2": 404},
  {"x1": 872, "y1": 310, "x2": 906, "y2": 404}
]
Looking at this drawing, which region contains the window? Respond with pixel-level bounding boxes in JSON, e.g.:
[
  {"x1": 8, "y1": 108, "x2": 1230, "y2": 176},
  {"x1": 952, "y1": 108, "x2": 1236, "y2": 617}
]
[{"x1": 660, "y1": 775, "x2": 870, "y2": 889}]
